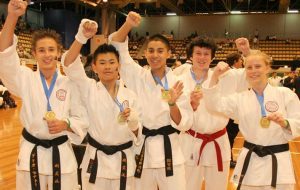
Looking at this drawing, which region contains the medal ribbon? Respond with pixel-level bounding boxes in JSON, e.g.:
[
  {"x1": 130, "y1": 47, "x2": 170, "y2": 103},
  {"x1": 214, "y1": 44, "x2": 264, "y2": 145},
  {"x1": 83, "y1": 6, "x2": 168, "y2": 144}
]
[
  {"x1": 114, "y1": 97, "x2": 124, "y2": 112},
  {"x1": 254, "y1": 91, "x2": 267, "y2": 117},
  {"x1": 40, "y1": 71, "x2": 58, "y2": 111},
  {"x1": 153, "y1": 73, "x2": 169, "y2": 91},
  {"x1": 113, "y1": 83, "x2": 124, "y2": 112},
  {"x1": 190, "y1": 68, "x2": 206, "y2": 86}
]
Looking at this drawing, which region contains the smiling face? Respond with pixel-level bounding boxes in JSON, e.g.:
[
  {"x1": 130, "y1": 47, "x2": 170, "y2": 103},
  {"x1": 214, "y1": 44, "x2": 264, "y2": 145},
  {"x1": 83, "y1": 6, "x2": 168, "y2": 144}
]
[
  {"x1": 187, "y1": 37, "x2": 217, "y2": 72},
  {"x1": 32, "y1": 37, "x2": 60, "y2": 72},
  {"x1": 190, "y1": 46, "x2": 212, "y2": 70},
  {"x1": 145, "y1": 40, "x2": 170, "y2": 72},
  {"x1": 92, "y1": 52, "x2": 120, "y2": 83},
  {"x1": 245, "y1": 51, "x2": 271, "y2": 88}
]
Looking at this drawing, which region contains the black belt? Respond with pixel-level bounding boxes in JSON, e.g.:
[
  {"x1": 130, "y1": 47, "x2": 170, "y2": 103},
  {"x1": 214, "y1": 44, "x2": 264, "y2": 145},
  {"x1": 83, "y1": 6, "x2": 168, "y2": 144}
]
[
  {"x1": 237, "y1": 141, "x2": 289, "y2": 190},
  {"x1": 134, "y1": 125, "x2": 180, "y2": 178},
  {"x1": 87, "y1": 133, "x2": 133, "y2": 190},
  {"x1": 22, "y1": 128, "x2": 68, "y2": 190}
]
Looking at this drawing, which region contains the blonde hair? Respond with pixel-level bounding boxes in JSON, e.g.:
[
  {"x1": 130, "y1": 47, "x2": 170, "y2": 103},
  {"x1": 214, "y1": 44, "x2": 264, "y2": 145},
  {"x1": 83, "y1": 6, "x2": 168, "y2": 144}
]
[{"x1": 245, "y1": 50, "x2": 272, "y2": 67}]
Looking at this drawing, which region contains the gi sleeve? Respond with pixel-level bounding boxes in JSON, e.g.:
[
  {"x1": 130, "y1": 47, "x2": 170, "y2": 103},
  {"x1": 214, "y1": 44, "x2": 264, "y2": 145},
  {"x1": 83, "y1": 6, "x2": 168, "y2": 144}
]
[
  {"x1": 62, "y1": 51, "x2": 94, "y2": 102},
  {"x1": 108, "y1": 32, "x2": 146, "y2": 94},
  {"x1": 202, "y1": 80, "x2": 239, "y2": 121},
  {"x1": 0, "y1": 35, "x2": 31, "y2": 97},
  {"x1": 281, "y1": 88, "x2": 300, "y2": 138},
  {"x1": 65, "y1": 81, "x2": 89, "y2": 144}
]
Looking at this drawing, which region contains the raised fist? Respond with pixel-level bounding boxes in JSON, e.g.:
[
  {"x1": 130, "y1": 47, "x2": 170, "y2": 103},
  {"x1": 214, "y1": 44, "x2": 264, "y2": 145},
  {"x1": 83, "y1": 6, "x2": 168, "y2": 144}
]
[
  {"x1": 126, "y1": 11, "x2": 141, "y2": 27},
  {"x1": 8, "y1": 0, "x2": 28, "y2": 17}
]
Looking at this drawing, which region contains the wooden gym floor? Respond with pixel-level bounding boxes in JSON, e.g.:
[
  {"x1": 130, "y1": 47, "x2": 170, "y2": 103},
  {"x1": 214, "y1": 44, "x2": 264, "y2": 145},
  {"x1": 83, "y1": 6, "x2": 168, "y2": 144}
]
[{"x1": 0, "y1": 98, "x2": 299, "y2": 190}]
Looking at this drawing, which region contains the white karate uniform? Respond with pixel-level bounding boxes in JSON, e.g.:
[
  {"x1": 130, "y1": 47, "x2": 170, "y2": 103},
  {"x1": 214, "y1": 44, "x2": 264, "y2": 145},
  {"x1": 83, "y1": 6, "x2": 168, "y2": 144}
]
[
  {"x1": 0, "y1": 35, "x2": 89, "y2": 189},
  {"x1": 268, "y1": 76, "x2": 282, "y2": 87},
  {"x1": 202, "y1": 82, "x2": 300, "y2": 188},
  {"x1": 109, "y1": 34, "x2": 193, "y2": 190},
  {"x1": 62, "y1": 53, "x2": 142, "y2": 190},
  {"x1": 178, "y1": 68, "x2": 248, "y2": 190}
]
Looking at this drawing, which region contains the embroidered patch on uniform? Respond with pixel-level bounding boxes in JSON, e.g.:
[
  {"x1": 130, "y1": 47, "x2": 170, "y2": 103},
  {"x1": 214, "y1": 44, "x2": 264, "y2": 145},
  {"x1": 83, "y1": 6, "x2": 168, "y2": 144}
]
[
  {"x1": 265, "y1": 101, "x2": 279, "y2": 112},
  {"x1": 56, "y1": 89, "x2": 67, "y2": 101},
  {"x1": 87, "y1": 159, "x2": 94, "y2": 173}
]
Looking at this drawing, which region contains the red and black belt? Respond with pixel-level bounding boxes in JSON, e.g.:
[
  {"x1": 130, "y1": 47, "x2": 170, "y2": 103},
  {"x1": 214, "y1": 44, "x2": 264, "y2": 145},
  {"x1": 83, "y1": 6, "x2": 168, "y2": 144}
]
[
  {"x1": 22, "y1": 128, "x2": 68, "y2": 190},
  {"x1": 87, "y1": 133, "x2": 132, "y2": 190},
  {"x1": 134, "y1": 125, "x2": 180, "y2": 178},
  {"x1": 187, "y1": 128, "x2": 227, "y2": 171},
  {"x1": 237, "y1": 141, "x2": 289, "y2": 190}
]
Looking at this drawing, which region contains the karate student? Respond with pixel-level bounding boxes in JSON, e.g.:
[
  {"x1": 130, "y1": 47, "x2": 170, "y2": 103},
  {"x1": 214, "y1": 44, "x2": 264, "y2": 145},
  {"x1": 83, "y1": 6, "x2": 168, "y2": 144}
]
[
  {"x1": 0, "y1": 1, "x2": 89, "y2": 190},
  {"x1": 202, "y1": 50, "x2": 300, "y2": 190},
  {"x1": 109, "y1": 12, "x2": 193, "y2": 190},
  {"x1": 178, "y1": 37, "x2": 246, "y2": 190},
  {"x1": 62, "y1": 19, "x2": 142, "y2": 190}
]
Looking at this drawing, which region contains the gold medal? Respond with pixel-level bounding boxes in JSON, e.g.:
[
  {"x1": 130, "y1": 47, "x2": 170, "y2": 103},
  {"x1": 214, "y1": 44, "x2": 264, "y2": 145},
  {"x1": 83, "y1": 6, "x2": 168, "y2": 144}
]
[
  {"x1": 161, "y1": 90, "x2": 171, "y2": 101},
  {"x1": 118, "y1": 113, "x2": 126, "y2": 124},
  {"x1": 260, "y1": 117, "x2": 270, "y2": 128},
  {"x1": 45, "y1": 111, "x2": 56, "y2": 121},
  {"x1": 194, "y1": 84, "x2": 202, "y2": 92}
]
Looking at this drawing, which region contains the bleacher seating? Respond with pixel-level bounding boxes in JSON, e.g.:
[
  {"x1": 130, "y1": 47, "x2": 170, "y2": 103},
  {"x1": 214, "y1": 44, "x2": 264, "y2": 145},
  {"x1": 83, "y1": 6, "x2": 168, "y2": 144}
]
[
  {"x1": 16, "y1": 30, "x2": 300, "y2": 70},
  {"x1": 128, "y1": 38, "x2": 300, "y2": 63}
]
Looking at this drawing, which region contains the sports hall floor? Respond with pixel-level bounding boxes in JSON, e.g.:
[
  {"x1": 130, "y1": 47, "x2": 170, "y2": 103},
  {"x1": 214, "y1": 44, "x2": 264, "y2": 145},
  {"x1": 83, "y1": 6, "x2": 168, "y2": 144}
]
[{"x1": 0, "y1": 98, "x2": 299, "y2": 190}]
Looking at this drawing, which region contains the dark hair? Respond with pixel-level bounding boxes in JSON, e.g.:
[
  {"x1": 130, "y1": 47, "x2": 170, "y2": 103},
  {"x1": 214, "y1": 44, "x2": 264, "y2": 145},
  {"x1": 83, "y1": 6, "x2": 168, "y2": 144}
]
[
  {"x1": 93, "y1": 43, "x2": 119, "y2": 64},
  {"x1": 31, "y1": 29, "x2": 62, "y2": 52},
  {"x1": 226, "y1": 52, "x2": 242, "y2": 67},
  {"x1": 147, "y1": 34, "x2": 170, "y2": 50},
  {"x1": 186, "y1": 37, "x2": 217, "y2": 59},
  {"x1": 84, "y1": 54, "x2": 94, "y2": 68}
]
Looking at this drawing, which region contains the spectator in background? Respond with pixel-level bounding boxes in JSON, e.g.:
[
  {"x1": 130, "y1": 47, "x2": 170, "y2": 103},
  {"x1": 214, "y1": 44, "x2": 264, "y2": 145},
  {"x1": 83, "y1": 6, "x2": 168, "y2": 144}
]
[
  {"x1": 0, "y1": 80, "x2": 17, "y2": 108},
  {"x1": 268, "y1": 72, "x2": 282, "y2": 87},
  {"x1": 227, "y1": 52, "x2": 243, "y2": 69},
  {"x1": 171, "y1": 59, "x2": 182, "y2": 70},
  {"x1": 254, "y1": 28, "x2": 259, "y2": 39},
  {"x1": 295, "y1": 71, "x2": 300, "y2": 99},
  {"x1": 84, "y1": 54, "x2": 99, "y2": 81},
  {"x1": 253, "y1": 37, "x2": 259, "y2": 49},
  {"x1": 283, "y1": 72, "x2": 296, "y2": 91},
  {"x1": 145, "y1": 31, "x2": 150, "y2": 40}
]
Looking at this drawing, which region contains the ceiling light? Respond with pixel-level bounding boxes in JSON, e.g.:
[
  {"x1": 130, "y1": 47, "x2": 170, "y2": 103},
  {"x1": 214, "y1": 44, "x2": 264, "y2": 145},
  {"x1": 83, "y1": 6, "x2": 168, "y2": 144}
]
[
  {"x1": 230, "y1": 11, "x2": 242, "y2": 14},
  {"x1": 287, "y1": 9, "x2": 299, "y2": 13},
  {"x1": 166, "y1": 13, "x2": 177, "y2": 16}
]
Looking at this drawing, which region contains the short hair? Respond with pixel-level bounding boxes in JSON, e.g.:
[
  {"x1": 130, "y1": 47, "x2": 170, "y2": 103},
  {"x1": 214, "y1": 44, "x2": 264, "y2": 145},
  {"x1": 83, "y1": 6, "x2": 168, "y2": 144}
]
[
  {"x1": 84, "y1": 54, "x2": 94, "y2": 68},
  {"x1": 93, "y1": 43, "x2": 119, "y2": 64},
  {"x1": 146, "y1": 34, "x2": 170, "y2": 50},
  {"x1": 186, "y1": 37, "x2": 217, "y2": 59},
  {"x1": 226, "y1": 52, "x2": 242, "y2": 67},
  {"x1": 245, "y1": 50, "x2": 272, "y2": 66},
  {"x1": 31, "y1": 29, "x2": 62, "y2": 52}
]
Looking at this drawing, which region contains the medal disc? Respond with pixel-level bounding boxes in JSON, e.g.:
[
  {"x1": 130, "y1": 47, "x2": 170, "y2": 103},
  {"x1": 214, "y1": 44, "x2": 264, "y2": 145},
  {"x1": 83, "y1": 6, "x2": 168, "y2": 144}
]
[
  {"x1": 260, "y1": 117, "x2": 270, "y2": 128},
  {"x1": 45, "y1": 111, "x2": 56, "y2": 121},
  {"x1": 194, "y1": 84, "x2": 202, "y2": 92},
  {"x1": 161, "y1": 90, "x2": 171, "y2": 101},
  {"x1": 118, "y1": 113, "x2": 126, "y2": 124}
]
